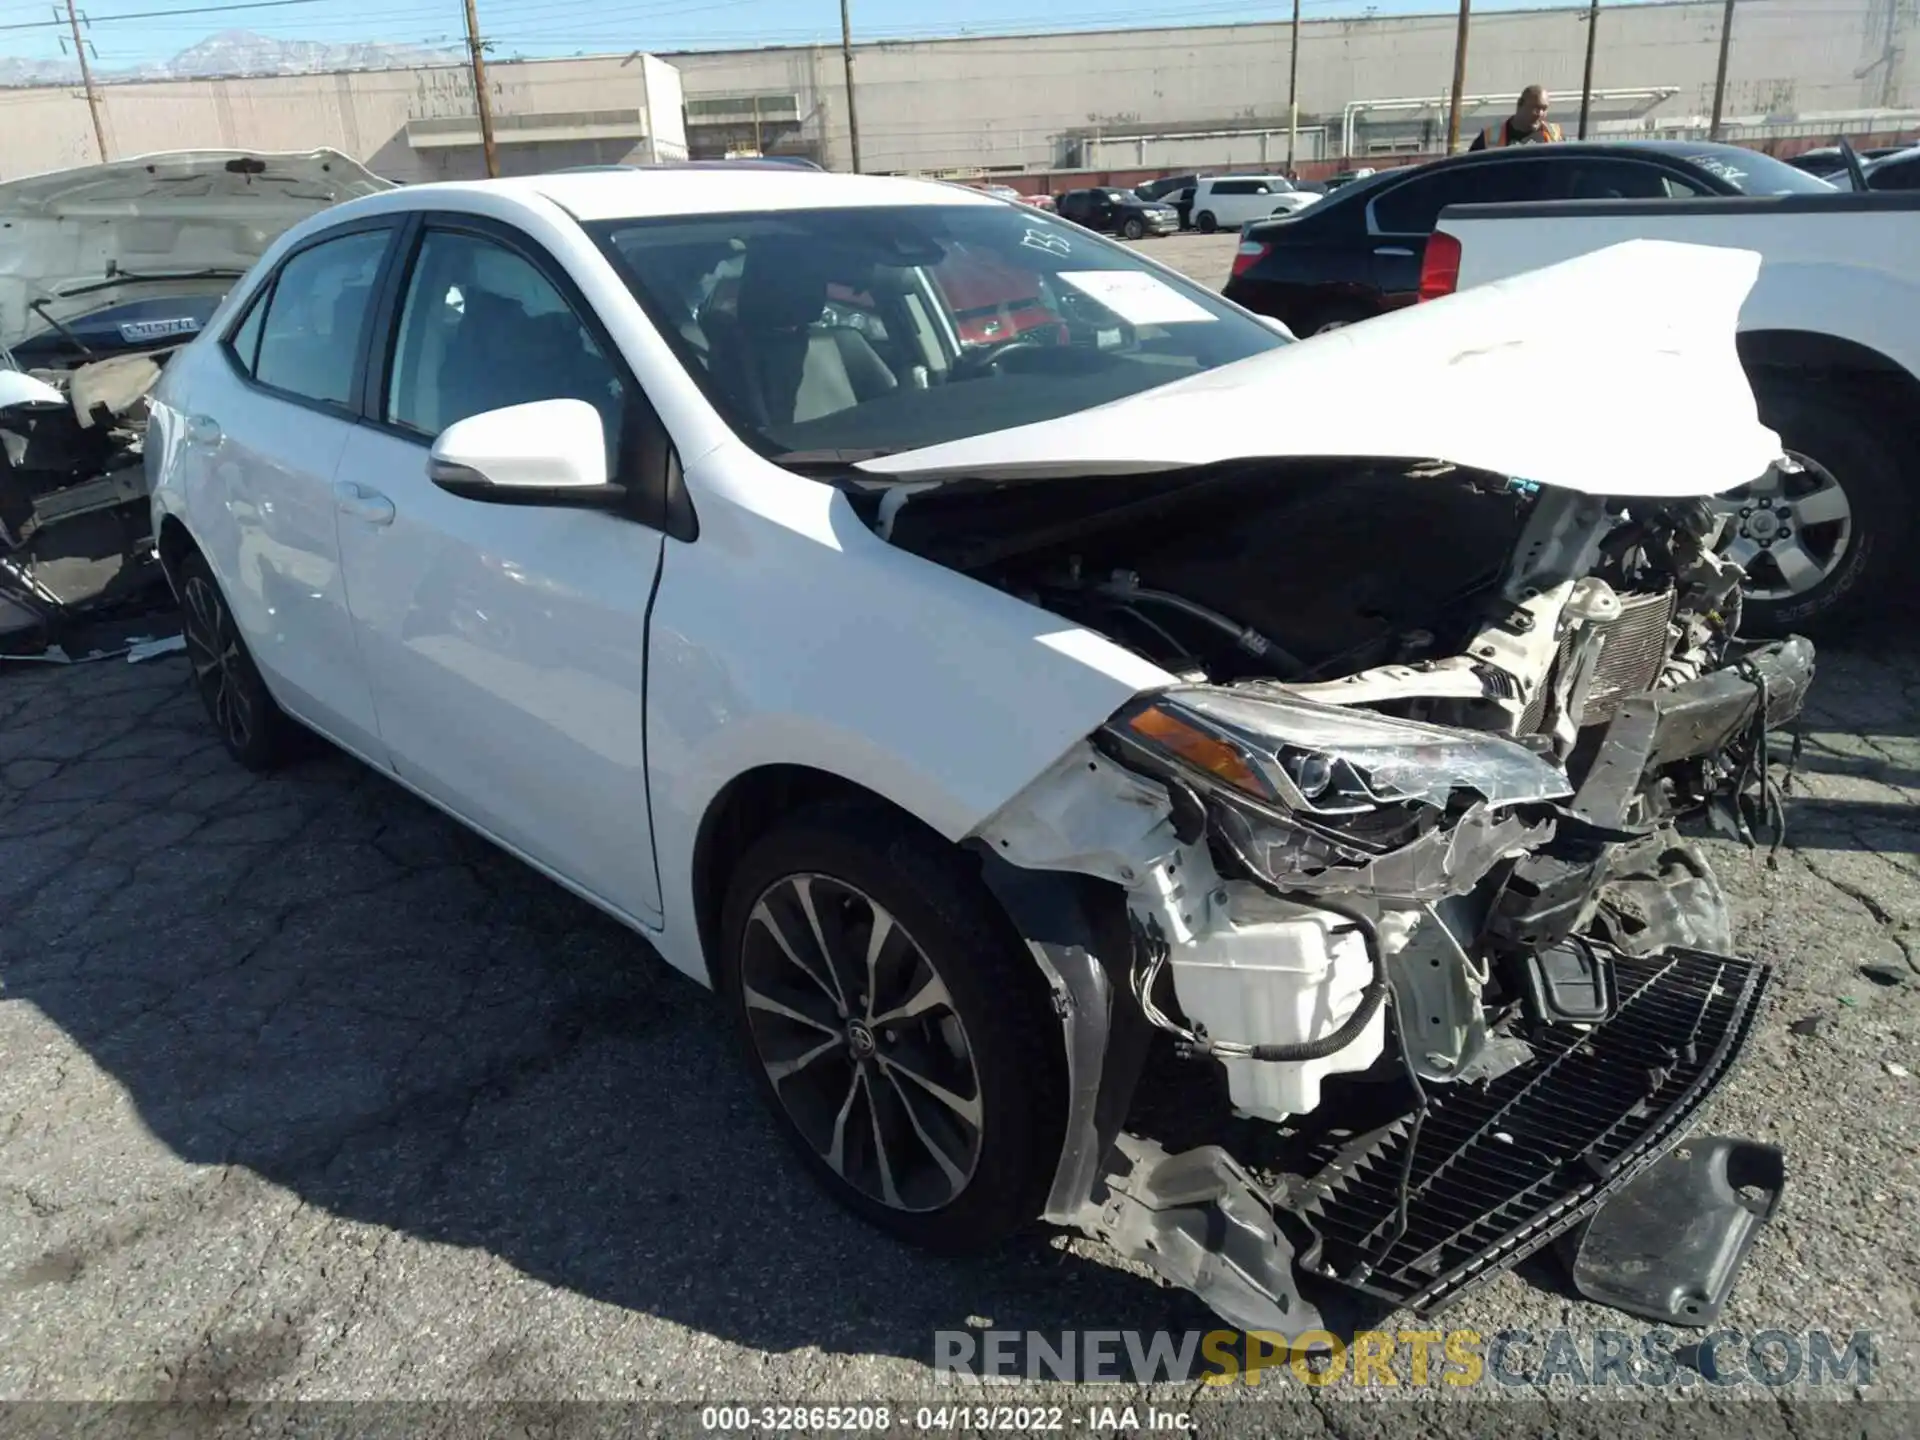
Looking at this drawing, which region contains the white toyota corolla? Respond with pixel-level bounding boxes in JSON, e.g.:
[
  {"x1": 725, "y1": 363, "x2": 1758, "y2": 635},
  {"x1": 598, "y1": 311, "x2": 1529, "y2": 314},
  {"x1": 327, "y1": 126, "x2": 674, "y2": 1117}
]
[{"x1": 148, "y1": 166, "x2": 1811, "y2": 1332}]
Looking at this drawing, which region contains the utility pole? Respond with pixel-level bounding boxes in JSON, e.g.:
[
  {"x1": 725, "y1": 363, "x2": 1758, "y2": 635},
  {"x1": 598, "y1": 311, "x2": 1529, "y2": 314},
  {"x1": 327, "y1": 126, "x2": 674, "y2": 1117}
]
[
  {"x1": 839, "y1": 0, "x2": 862, "y2": 172},
  {"x1": 62, "y1": 2, "x2": 108, "y2": 162},
  {"x1": 1285, "y1": 0, "x2": 1302, "y2": 173},
  {"x1": 1444, "y1": 0, "x2": 1471, "y2": 154},
  {"x1": 1578, "y1": 0, "x2": 1600, "y2": 140},
  {"x1": 463, "y1": 0, "x2": 500, "y2": 178},
  {"x1": 1709, "y1": 0, "x2": 1736, "y2": 140}
]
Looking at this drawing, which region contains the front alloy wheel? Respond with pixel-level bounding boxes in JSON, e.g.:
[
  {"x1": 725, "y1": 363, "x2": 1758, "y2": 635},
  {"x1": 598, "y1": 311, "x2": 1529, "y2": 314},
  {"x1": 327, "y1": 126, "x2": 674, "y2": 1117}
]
[
  {"x1": 720, "y1": 808, "x2": 1065, "y2": 1253},
  {"x1": 740, "y1": 875, "x2": 982, "y2": 1212}
]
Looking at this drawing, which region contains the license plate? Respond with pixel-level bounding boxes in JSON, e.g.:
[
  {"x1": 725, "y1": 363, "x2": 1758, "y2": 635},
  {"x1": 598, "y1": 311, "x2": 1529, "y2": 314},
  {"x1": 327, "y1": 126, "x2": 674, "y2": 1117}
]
[{"x1": 118, "y1": 317, "x2": 201, "y2": 342}]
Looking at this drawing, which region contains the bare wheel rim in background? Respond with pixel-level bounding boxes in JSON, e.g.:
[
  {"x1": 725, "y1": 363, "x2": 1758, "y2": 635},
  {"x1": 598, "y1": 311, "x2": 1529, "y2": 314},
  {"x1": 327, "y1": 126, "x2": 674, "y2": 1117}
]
[
  {"x1": 180, "y1": 574, "x2": 255, "y2": 755},
  {"x1": 740, "y1": 873, "x2": 983, "y2": 1213},
  {"x1": 1713, "y1": 450, "x2": 1854, "y2": 601}
]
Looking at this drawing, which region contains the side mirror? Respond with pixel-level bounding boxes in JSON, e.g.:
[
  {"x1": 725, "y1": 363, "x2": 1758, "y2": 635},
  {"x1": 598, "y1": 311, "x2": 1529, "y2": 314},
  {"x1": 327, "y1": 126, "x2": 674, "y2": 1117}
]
[{"x1": 427, "y1": 397, "x2": 625, "y2": 509}]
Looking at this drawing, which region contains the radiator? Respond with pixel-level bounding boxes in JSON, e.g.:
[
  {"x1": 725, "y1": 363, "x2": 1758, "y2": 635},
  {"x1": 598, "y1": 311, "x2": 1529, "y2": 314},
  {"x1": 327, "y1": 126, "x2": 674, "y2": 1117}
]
[{"x1": 1521, "y1": 587, "x2": 1677, "y2": 733}]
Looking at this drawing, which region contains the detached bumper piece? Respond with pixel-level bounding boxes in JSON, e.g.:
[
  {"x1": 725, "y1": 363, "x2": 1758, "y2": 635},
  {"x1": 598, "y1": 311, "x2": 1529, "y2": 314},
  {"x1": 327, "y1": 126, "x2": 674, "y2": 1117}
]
[
  {"x1": 1557, "y1": 1135, "x2": 1784, "y2": 1327},
  {"x1": 1291, "y1": 945, "x2": 1770, "y2": 1316}
]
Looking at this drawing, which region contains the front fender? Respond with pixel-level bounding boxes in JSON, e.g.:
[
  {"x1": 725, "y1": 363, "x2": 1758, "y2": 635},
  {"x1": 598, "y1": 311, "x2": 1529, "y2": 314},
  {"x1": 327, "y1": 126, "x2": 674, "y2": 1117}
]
[{"x1": 643, "y1": 443, "x2": 1172, "y2": 983}]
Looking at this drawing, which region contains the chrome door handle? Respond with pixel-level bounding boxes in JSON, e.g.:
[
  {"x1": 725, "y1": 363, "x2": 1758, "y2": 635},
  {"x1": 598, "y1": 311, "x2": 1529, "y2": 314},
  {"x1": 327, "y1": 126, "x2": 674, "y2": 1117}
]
[
  {"x1": 1374, "y1": 246, "x2": 1415, "y2": 257},
  {"x1": 188, "y1": 413, "x2": 222, "y2": 443},
  {"x1": 334, "y1": 480, "x2": 395, "y2": 527}
]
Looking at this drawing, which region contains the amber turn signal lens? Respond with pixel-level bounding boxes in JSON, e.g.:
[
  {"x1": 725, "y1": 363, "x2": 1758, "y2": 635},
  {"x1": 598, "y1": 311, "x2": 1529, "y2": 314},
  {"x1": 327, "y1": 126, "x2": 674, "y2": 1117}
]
[{"x1": 1127, "y1": 705, "x2": 1267, "y2": 796}]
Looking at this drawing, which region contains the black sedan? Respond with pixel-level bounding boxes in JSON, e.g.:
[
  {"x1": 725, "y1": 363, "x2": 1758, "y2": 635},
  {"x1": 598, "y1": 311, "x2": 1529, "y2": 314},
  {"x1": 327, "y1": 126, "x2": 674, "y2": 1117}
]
[
  {"x1": 1223, "y1": 140, "x2": 1835, "y2": 337},
  {"x1": 1056, "y1": 187, "x2": 1180, "y2": 240}
]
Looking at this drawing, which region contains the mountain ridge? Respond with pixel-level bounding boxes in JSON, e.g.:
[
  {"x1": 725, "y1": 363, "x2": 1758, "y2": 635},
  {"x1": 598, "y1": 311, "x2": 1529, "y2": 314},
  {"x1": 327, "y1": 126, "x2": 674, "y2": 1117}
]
[{"x1": 0, "y1": 29, "x2": 467, "y2": 88}]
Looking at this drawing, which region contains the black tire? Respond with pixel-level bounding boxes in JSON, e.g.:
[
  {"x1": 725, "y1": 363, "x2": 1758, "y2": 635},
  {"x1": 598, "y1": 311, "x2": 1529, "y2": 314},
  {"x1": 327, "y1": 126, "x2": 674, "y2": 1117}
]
[
  {"x1": 718, "y1": 804, "x2": 1066, "y2": 1255},
  {"x1": 177, "y1": 549, "x2": 298, "y2": 772},
  {"x1": 1195, "y1": 210, "x2": 1218, "y2": 233},
  {"x1": 1736, "y1": 380, "x2": 1913, "y2": 637},
  {"x1": 1310, "y1": 306, "x2": 1372, "y2": 337},
  {"x1": 1122, "y1": 216, "x2": 1146, "y2": 241}
]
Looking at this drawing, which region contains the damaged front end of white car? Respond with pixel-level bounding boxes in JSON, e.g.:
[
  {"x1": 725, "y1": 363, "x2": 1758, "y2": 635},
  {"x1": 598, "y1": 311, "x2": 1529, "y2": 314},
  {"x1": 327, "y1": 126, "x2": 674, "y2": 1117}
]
[
  {"x1": 870, "y1": 243, "x2": 1806, "y2": 1334},
  {"x1": 1, "y1": 149, "x2": 390, "y2": 658}
]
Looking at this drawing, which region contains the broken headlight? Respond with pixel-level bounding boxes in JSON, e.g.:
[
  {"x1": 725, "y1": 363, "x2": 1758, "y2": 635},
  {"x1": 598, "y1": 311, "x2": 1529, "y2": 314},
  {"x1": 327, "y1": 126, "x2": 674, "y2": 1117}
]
[
  {"x1": 1105, "y1": 689, "x2": 1570, "y2": 897},
  {"x1": 1109, "y1": 688, "x2": 1572, "y2": 820}
]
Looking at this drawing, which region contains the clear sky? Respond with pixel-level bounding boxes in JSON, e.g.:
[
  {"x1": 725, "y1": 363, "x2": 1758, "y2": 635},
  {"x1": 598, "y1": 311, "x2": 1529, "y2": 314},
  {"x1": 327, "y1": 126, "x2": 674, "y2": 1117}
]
[{"x1": 0, "y1": 0, "x2": 1670, "y2": 71}]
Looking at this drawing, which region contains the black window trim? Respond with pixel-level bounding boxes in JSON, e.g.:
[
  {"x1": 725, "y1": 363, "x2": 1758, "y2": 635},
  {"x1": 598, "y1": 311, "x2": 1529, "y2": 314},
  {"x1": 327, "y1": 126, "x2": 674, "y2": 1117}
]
[
  {"x1": 216, "y1": 214, "x2": 404, "y2": 422},
  {"x1": 358, "y1": 208, "x2": 695, "y2": 542}
]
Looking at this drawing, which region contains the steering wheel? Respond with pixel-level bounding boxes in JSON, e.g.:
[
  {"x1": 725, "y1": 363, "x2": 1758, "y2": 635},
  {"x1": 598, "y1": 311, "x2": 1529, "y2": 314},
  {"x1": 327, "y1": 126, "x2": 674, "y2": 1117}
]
[{"x1": 950, "y1": 336, "x2": 1050, "y2": 379}]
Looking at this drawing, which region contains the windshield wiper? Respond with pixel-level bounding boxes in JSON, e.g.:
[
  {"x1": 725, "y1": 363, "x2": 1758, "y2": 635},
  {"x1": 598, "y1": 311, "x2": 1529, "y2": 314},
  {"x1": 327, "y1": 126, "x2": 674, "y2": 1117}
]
[
  {"x1": 28, "y1": 299, "x2": 94, "y2": 360},
  {"x1": 53, "y1": 267, "x2": 245, "y2": 300}
]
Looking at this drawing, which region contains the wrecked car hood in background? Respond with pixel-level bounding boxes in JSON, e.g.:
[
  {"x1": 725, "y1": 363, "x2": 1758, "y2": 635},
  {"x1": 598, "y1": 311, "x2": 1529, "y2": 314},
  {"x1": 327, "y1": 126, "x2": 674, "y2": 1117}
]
[
  {"x1": 0, "y1": 148, "x2": 392, "y2": 357},
  {"x1": 859, "y1": 240, "x2": 1781, "y2": 499}
]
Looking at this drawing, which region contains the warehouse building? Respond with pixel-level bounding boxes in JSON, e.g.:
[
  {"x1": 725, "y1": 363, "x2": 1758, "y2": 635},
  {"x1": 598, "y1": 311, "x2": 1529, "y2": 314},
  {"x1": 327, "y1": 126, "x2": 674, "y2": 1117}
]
[{"x1": 0, "y1": 0, "x2": 1913, "y2": 181}]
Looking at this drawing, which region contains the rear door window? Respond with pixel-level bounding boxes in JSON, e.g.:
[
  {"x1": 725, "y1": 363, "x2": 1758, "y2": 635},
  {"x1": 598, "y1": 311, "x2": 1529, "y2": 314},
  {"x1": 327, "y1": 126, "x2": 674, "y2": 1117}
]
[
  {"x1": 249, "y1": 228, "x2": 391, "y2": 408},
  {"x1": 1869, "y1": 154, "x2": 1920, "y2": 190},
  {"x1": 1371, "y1": 162, "x2": 1549, "y2": 234},
  {"x1": 1542, "y1": 158, "x2": 1687, "y2": 200}
]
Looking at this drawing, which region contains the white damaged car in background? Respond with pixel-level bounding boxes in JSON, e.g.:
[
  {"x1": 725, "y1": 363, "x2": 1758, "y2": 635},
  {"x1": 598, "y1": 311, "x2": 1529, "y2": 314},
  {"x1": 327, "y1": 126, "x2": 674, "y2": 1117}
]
[
  {"x1": 0, "y1": 149, "x2": 389, "y2": 660},
  {"x1": 146, "y1": 171, "x2": 1809, "y2": 1336}
]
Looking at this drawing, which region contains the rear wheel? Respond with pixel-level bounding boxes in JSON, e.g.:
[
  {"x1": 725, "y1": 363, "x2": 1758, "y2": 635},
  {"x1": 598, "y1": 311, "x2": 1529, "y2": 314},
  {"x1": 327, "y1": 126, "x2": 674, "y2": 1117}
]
[
  {"x1": 1310, "y1": 304, "x2": 1374, "y2": 337},
  {"x1": 718, "y1": 806, "x2": 1065, "y2": 1255},
  {"x1": 177, "y1": 551, "x2": 297, "y2": 771},
  {"x1": 1718, "y1": 381, "x2": 1912, "y2": 636},
  {"x1": 1196, "y1": 211, "x2": 1219, "y2": 233}
]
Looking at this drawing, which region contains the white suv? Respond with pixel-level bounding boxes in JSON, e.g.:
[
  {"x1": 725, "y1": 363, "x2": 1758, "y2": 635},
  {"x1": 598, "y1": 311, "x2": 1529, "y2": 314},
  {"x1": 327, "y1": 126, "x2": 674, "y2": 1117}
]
[{"x1": 1190, "y1": 174, "x2": 1319, "y2": 232}]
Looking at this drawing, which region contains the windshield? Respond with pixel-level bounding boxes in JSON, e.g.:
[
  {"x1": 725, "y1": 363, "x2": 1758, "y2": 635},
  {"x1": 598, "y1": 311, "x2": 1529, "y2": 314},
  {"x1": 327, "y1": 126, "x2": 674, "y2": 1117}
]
[
  {"x1": 1677, "y1": 147, "x2": 1838, "y2": 195},
  {"x1": 589, "y1": 203, "x2": 1285, "y2": 460}
]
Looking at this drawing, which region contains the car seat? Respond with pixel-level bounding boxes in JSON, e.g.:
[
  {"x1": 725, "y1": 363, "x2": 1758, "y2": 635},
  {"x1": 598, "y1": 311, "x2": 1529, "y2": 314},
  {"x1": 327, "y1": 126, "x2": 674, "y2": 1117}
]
[{"x1": 703, "y1": 245, "x2": 897, "y2": 429}]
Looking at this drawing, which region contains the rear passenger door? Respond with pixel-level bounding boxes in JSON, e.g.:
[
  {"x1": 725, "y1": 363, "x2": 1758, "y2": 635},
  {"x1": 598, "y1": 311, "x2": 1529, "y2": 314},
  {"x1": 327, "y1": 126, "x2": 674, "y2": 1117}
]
[
  {"x1": 185, "y1": 220, "x2": 398, "y2": 759},
  {"x1": 332, "y1": 215, "x2": 670, "y2": 925}
]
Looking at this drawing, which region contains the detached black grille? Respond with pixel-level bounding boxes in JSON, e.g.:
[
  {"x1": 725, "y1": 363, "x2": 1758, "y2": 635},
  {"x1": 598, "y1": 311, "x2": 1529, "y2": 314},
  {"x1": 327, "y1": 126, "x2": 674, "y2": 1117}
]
[
  {"x1": 1520, "y1": 587, "x2": 1677, "y2": 733},
  {"x1": 1293, "y1": 946, "x2": 1769, "y2": 1315}
]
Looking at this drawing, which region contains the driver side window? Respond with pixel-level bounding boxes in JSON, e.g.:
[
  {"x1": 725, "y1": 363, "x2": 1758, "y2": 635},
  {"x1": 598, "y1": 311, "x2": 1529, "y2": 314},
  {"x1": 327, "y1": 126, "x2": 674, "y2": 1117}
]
[{"x1": 385, "y1": 228, "x2": 627, "y2": 456}]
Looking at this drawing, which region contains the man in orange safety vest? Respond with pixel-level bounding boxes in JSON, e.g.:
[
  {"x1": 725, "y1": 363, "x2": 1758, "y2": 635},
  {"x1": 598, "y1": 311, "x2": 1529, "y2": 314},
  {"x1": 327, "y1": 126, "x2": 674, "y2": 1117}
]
[{"x1": 1470, "y1": 86, "x2": 1566, "y2": 150}]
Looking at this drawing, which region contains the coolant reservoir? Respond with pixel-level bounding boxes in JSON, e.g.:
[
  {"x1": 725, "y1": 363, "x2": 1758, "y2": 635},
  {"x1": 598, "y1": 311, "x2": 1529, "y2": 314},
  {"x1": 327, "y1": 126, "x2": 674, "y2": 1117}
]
[{"x1": 1167, "y1": 886, "x2": 1386, "y2": 1122}]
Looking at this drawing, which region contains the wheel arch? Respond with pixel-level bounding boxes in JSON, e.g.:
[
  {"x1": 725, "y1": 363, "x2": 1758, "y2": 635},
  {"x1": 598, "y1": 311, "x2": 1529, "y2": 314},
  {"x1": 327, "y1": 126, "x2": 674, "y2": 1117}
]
[
  {"x1": 691, "y1": 763, "x2": 947, "y2": 990},
  {"x1": 155, "y1": 511, "x2": 202, "y2": 597},
  {"x1": 1738, "y1": 329, "x2": 1920, "y2": 421}
]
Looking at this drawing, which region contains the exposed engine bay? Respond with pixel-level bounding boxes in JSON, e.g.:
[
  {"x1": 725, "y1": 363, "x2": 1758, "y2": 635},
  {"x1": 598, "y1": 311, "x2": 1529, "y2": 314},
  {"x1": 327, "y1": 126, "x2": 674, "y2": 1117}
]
[
  {"x1": 867, "y1": 457, "x2": 1810, "y2": 1334},
  {"x1": 0, "y1": 147, "x2": 395, "y2": 659},
  {"x1": 0, "y1": 352, "x2": 176, "y2": 658}
]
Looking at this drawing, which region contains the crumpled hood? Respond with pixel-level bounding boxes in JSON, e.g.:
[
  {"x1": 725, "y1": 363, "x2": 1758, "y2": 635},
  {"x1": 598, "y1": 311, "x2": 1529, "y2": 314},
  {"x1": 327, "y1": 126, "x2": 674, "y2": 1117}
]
[
  {"x1": 0, "y1": 148, "x2": 392, "y2": 356},
  {"x1": 859, "y1": 240, "x2": 1781, "y2": 499}
]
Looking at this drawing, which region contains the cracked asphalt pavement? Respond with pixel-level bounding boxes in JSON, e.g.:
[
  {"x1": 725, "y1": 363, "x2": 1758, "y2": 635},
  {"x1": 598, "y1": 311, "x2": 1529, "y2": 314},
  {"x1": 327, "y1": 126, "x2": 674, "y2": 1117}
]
[{"x1": 1, "y1": 235, "x2": 1916, "y2": 1428}]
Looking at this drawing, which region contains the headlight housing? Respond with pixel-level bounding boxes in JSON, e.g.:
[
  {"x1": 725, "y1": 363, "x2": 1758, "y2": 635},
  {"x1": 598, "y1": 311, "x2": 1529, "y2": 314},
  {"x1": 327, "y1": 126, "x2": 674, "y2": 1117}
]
[
  {"x1": 1107, "y1": 688, "x2": 1571, "y2": 822},
  {"x1": 1103, "y1": 688, "x2": 1569, "y2": 898}
]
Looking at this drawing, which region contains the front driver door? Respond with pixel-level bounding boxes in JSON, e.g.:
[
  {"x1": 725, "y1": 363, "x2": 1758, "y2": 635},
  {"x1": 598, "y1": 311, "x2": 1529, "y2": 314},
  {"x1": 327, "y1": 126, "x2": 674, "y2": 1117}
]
[{"x1": 333, "y1": 217, "x2": 668, "y2": 923}]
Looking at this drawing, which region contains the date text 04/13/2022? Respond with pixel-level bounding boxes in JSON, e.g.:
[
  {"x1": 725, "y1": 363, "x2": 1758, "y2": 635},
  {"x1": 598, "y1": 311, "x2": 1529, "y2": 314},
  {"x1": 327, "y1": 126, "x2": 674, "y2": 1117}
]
[{"x1": 698, "y1": 1405, "x2": 1195, "y2": 1432}]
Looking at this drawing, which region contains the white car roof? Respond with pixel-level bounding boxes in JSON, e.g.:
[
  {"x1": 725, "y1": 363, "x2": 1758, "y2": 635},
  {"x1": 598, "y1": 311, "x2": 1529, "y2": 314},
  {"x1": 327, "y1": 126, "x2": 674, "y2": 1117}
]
[{"x1": 358, "y1": 168, "x2": 1000, "y2": 223}]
